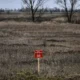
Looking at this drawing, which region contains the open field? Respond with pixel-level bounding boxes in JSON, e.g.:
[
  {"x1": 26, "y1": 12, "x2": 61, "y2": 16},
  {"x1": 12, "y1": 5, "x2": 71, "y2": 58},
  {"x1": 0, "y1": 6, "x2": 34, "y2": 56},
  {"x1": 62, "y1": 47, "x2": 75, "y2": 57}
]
[
  {"x1": 0, "y1": 12, "x2": 65, "y2": 22},
  {"x1": 0, "y1": 12, "x2": 80, "y2": 23},
  {"x1": 0, "y1": 20, "x2": 80, "y2": 80}
]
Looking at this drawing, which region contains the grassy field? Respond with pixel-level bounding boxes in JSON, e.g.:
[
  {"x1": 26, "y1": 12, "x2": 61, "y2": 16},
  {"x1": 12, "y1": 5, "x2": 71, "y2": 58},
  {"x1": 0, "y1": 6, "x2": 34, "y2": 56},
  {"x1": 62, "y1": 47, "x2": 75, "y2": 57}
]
[
  {"x1": 0, "y1": 12, "x2": 64, "y2": 22},
  {"x1": 0, "y1": 13, "x2": 80, "y2": 80}
]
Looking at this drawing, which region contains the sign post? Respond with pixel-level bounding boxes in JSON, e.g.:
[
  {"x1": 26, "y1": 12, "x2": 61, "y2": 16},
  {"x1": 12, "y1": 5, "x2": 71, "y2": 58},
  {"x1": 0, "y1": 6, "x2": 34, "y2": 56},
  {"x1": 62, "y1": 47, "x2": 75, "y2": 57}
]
[
  {"x1": 34, "y1": 50, "x2": 43, "y2": 74},
  {"x1": 38, "y1": 58, "x2": 40, "y2": 73}
]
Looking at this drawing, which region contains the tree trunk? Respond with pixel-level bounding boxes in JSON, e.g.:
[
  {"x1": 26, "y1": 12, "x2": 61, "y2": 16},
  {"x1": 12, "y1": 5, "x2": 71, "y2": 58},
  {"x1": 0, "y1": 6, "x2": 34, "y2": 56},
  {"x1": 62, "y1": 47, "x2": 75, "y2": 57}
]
[
  {"x1": 30, "y1": 0, "x2": 35, "y2": 22},
  {"x1": 69, "y1": 7, "x2": 74, "y2": 23},
  {"x1": 32, "y1": 13, "x2": 35, "y2": 22},
  {"x1": 65, "y1": 8, "x2": 70, "y2": 23}
]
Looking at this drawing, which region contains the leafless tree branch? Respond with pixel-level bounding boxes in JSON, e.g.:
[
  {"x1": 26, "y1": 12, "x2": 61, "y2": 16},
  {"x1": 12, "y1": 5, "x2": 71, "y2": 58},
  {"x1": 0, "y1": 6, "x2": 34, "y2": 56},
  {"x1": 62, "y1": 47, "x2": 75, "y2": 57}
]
[{"x1": 22, "y1": 0, "x2": 47, "y2": 22}]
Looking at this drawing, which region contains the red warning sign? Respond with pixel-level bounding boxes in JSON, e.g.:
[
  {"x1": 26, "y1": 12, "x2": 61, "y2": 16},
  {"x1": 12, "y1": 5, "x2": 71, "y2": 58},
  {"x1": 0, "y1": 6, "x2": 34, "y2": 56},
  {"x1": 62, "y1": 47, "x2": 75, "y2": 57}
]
[{"x1": 34, "y1": 50, "x2": 43, "y2": 58}]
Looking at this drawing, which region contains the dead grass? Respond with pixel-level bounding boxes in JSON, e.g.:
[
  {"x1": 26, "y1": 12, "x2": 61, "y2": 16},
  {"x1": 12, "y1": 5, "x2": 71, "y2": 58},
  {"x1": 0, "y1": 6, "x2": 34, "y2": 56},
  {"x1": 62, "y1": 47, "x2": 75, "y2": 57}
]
[{"x1": 0, "y1": 21, "x2": 80, "y2": 79}]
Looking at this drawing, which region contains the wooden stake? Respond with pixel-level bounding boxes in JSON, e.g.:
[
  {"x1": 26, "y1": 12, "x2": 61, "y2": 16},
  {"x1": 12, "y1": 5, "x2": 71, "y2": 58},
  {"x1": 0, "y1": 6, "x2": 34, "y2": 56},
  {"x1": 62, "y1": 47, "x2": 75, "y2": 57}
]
[{"x1": 38, "y1": 58, "x2": 40, "y2": 74}]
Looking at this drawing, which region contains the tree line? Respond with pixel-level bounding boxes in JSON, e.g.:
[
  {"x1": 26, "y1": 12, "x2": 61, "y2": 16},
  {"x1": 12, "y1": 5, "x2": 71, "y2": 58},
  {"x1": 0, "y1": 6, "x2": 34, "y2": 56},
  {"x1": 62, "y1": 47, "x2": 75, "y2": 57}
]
[
  {"x1": 0, "y1": 0, "x2": 80, "y2": 23},
  {"x1": 21, "y1": 0, "x2": 80, "y2": 22}
]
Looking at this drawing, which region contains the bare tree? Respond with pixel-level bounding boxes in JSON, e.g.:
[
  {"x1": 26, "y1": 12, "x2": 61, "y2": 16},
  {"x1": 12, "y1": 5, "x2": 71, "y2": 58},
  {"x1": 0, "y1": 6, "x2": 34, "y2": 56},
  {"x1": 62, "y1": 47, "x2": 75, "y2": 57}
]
[
  {"x1": 56, "y1": 0, "x2": 80, "y2": 22},
  {"x1": 22, "y1": 0, "x2": 46, "y2": 22}
]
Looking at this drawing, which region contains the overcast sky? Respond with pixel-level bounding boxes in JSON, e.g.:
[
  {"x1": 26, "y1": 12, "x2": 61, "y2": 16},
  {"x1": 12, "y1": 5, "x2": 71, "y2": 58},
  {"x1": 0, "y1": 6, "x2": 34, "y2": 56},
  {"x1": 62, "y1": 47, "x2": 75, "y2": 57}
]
[{"x1": 0, "y1": 0, "x2": 58, "y2": 9}]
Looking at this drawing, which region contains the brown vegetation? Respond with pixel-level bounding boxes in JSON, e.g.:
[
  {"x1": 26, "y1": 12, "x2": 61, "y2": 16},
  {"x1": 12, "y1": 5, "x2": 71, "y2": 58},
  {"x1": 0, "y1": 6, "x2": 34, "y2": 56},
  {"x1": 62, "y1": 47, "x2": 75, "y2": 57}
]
[{"x1": 0, "y1": 20, "x2": 80, "y2": 79}]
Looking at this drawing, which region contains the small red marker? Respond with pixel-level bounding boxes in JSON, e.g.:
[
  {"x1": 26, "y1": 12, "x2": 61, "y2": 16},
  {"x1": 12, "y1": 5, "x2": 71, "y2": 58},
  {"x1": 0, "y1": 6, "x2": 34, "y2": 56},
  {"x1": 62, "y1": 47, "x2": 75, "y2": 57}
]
[{"x1": 34, "y1": 50, "x2": 43, "y2": 74}]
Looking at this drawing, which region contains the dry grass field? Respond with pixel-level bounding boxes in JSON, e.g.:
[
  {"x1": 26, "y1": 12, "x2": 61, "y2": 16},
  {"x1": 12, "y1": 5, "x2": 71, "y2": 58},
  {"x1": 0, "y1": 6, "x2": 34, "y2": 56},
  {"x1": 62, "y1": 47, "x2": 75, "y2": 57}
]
[{"x1": 0, "y1": 14, "x2": 80, "y2": 79}]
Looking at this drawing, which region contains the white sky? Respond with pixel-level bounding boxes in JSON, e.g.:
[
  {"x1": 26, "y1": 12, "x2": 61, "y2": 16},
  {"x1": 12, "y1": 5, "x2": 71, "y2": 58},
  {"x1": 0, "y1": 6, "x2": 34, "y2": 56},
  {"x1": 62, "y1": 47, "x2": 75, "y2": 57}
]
[
  {"x1": 0, "y1": 0, "x2": 58, "y2": 9},
  {"x1": 0, "y1": 0, "x2": 80, "y2": 9}
]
